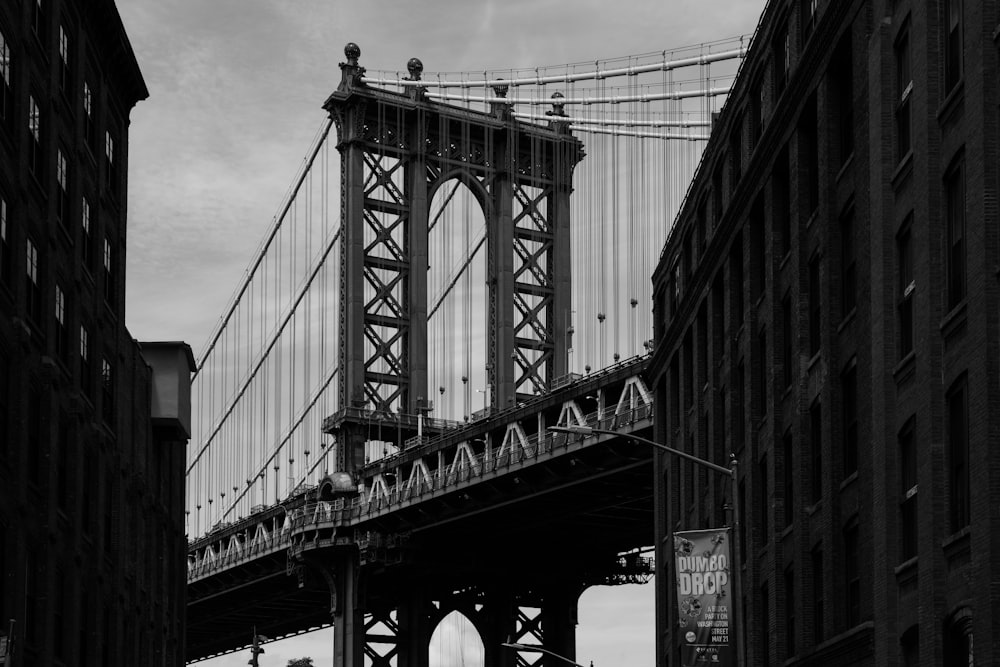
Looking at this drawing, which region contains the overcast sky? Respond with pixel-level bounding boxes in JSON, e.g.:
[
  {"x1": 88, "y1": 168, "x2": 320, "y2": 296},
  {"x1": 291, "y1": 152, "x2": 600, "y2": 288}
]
[{"x1": 115, "y1": 1, "x2": 764, "y2": 664}]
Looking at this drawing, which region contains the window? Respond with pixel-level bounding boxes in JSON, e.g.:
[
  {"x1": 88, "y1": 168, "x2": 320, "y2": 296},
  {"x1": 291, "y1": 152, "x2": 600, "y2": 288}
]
[
  {"x1": 729, "y1": 113, "x2": 743, "y2": 188},
  {"x1": 101, "y1": 357, "x2": 114, "y2": 426},
  {"x1": 0, "y1": 195, "x2": 10, "y2": 286},
  {"x1": 713, "y1": 162, "x2": 725, "y2": 227},
  {"x1": 0, "y1": 28, "x2": 11, "y2": 128},
  {"x1": 945, "y1": 155, "x2": 966, "y2": 310},
  {"x1": 54, "y1": 283, "x2": 68, "y2": 362},
  {"x1": 812, "y1": 544, "x2": 824, "y2": 643},
  {"x1": 800, "y1": 95, "x2": 819, "y2": 215},
  {"x1": 750, "y1": 80, "x2": 763, "y2": 151},
  {"x1": 756, "y1": 327, "x2": 768, "y2": 417},
  {"x1": 784, "y1": 565, "x2": 796, "y2": 656},
  {"x1": 943, "y1": 0, "x2": 962, "y2": 93},
  {"x1": 782, "y1": 294, "x2": 793, "y2": 389},
  {"x1": 944, "y1": 609, "x2": 973, "y2": 666},
  {"x1": 808, "y1": 253, "x2": 821, "y2": 356},
  {"x1": 81, "y1": 196, "x2": 92, "y2": 270},
  {"x1": 758, "y1": 453, "x2": 769, "y2": 540},
  {"x1": 683, "y1": 329, "x2": 693, "y2": 408},
  {"x1": 31, "y1": 0, "x2": 45, "y2": 44},
  {"x1": 773, "y1": 16, "x2": 790, "y2": 97},
  {"x1": 0, "y1": 349, "x2": 8, "y2": 459},
  {"x1": 844, "y1": 521, "x2": 860, "y2": 628},
  {"x1": 83, "y1": 81, "x2": 95, "y2": 150},
  {"x1": 832, "y1": 33, "x2": 854, "y2": 164},
  {"x1": 759, "y1": 581, "x2": 770, "y2": 666},
  {"x1": 750, "y1": 195, "x2": 766, "y2": 301},
  {"x1": 900, "y1": 626, "x2": 919, "y2": 666},
  {"x1": 842, "y1": 361, "x2": 858, "y2": 477},
  {"x1": 897, "y1": 220, "x2": 914, "y2": 357},
  {"x1": 895, "y1": 20, "x2": 912, "y2": 161},
  {"x1": 730, "y1": 234, "x2": 744, "y2": 329},
  {"x1": 57, "y1": 415, "x2": 70, "y2": 510},
  {"x1": 947, "y1": 375, "x2": 969, "y2": 532},
  {"x1": 58, "y1": 25, "x2": 70, "y2": 96},
  {"x1": 26, "y1": 238, "x2": 41, "y2": 324},
  {"x1": 27, "y1": 385, "x2": 42, "y2": 484},
  {"x1": 670, "y1": 355, "x2": 680, "y2": 430},
  {"x1": 810, "y1": 400, "x2": 822, "y2": 503},
  {"x1": 80, "y1": 324, "x2": 91, "y2": 396},
  {"x1": 57, "y1": 148, "x2": 69, "y2": 225},
  {"x1": 899, "y1": 417, "x2": 917, "y2": 561},
  {"x1": 801, "y1": 0, "x2": 819, "y2": 41},
  {"x1": 28, "y1": 95, "x2": 41, "y2": 177},
  {"x1": 105, "y1": 129, "x2": 118, "y2": 195},
  {"x1": 774, "y1": 146, "x2": 791, "y2": 256},
  {"x1": 840, "y1": 208, "x2": 856, "y2": 318},
  {"x1": 103, "y1": 237, "x2": 115, "y2": 305},
  {"x1": 783, "y1": 430, "x2": 794, "y2": 527},
  {"x1": 54, "y1": 569, "x2": 67, "y2": 657},
  {"x1": 734, "y1": 361, "x2": 745, "y2": 449}
]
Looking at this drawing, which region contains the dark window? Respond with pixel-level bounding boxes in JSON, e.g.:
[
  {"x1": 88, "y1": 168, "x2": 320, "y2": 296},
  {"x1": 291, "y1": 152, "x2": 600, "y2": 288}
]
[
  {"x1": 697, "y1": 200, "x2": 707, "y2": 256},
  {"x1": 28, "y1": 385, "x2": 43, "y2": 485},
  {"x1": 758, "y1": 453, "x2": 769, "y2": 540},
  {"x1": 103, "y1": 237, "x2": 115, "y2": 305},
  {"x1": 57, "y1": 148, "x2": 70, "y2": 226},
  {"x1": 738, "y1": 479, "x2": 747, "y2": 562},
  {"x1": 898, "y1": 220, "x2": 914, "y2": 357},
  {"x1": 712, "y1": 274, "x2": 725, "y2": 364},
  {"x1": 900, "y1": 626, "x2": 919, "y2": 666},
  {"x1": 756, "y1": 327, "x2": 768, "y2": 417},
  {"x1": 0, "y1": 28, "x2": 12, "y2": 129},
  {"x1": 759, "y1": 581, "x2": 770, "y2": 666},
  {"x1": 54, "y1": 283, "x2": 68, "y2": 362},
  {"x1": 895, "y1": 20, "x2": 912, "y2": 161},
  {"x1": 750, "y1": 195, "x2": 766, "y2": 301},
  {"x1": 943, "y1": 0, "x2": 962, "y2": 93},
  {"x1": 101, "y1": 357, "x2": 114, "y2": 426},
  {"x1": 670, "y1": 355, "x2": 680, "y2": 430},
  {"x1": 26, "y1": 238, "x2": 42, "y2": 325},
  {"x1": 801, "y1": 0, "x2": 819, "y2": 41},
  {"x1": 800, "y1": 95, "x2": 819, "y2": 215},
  {"x1": 79, "y1": 591, "x2": 91, "y2": 667},
  {"x1": 28, "y1": 95, "x2": 41, "y2": 177},
  {"x1": 58, "y1": 25, "x2": 71, "y2": 97},
  {"x1": 782, "y1": 294, "x2": 793, "y2": 389},
  {"x1": 81, "y1": 196, "x2": 92, "y2": 271},
  {"x1": 734, "y1": 361, "x2": 745, "y2": 449},
  {"x1": 774, "y1": 146, "x2": 791, "y2": 256},
  {"x1": 57, "y1": 415, "x2": 70, "y2": 510},
  {"x1": 832, "y1": 33, "x2": 854, "y2": 164},
  {"x1": 683, "y1": 329, "x2": 693, "y2": 407},
  {"x1": 31, "y1": 0, "x2": 45, "y2": 44},
  {"x1": 842, "y1": 362, "x2": 858, "y2": 477},
  {"x1": 899, "y1": 417, "x2": 918, "y2": 561},
  {"x1": 105, "y1": 129, "x2": 118, "y2": 195},
  {"x1": 0, "y1": 195, "x2": 10, "y2": 286},
  {"x1": 947, "y1": 375, "x2": 969, "y2": 532},
  {"x1": 810, "y1": 400, "x2": 822, "y2": 503},
  {"x1": 698, "y1": 303, "x2": 708, "y2": 386},
  {"x1": 0, "y1": 349, "x2": 8, "y2": 459},
  {"x1": 808, "y1": 253, "x2": 821, "y2": 356},
  {"x1": 54, "y1": 569, "x2": 67, "y2": 657},
  {"x1": 80, "y1": 324, "x2": 91, "y2": 396},
  {"x1": 730, "y1": 113, "x2": 743, "y2": 188},
  {"x1": 840, "y1": 208, "x2": 856, "y2": 318},
  {"x1": 784, "y1": 565, "x2": 796, "y2": 657},
  {"x1": 750, "y1": 80, "x2": 763, "y2": 150},
  {"x1": 844, "y1": 521, "x2": 860, "y2": 628},
  {"x1": 713, "y1": 162, "x2": 725, "y2": 226},
  {"x1": 944, "y1": 609, "x2": 973, "y2": 666},
  {"x1": 945, "y1": 156, "x2": 966, "y2": 310},
  {"x1": 783, "y1": 430, "x2": 794, "y2": 527},
  {"x1": 83, "y1": 81, "x2": 95, "y2": 150},
  {"x1": 730, "y1": 234, "x2": 744, "y2": 329},
  {"x1": 773, "y1": 17, "x2": 790, "y2": 97},
  {"x1": 812, "y1": 544, "x2": 824, "y2": 643}
]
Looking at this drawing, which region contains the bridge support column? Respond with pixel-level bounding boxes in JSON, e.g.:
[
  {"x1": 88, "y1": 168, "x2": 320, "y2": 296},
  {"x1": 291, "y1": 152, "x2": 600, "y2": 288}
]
[
  {"x1": 481, "y1": 588, "x2": 518, "y2": 667},
  {"x1": 540, "y1": 585, "x2": 581, "y2": 666},
  {"x1": 332, "y1": 553, "x2": 366, "y2": 667},
  {"x1": 396, "y1": 585, "x2": 433, "y2": 667}
]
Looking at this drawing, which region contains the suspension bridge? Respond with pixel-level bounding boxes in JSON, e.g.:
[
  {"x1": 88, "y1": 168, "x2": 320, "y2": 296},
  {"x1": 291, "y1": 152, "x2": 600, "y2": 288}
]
[{"x1": 184, "y1": 37, "x2": 746, "y2": 665}]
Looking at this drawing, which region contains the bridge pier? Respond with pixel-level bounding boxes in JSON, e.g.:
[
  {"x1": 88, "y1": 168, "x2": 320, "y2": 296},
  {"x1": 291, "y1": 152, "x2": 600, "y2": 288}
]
[{"x1": 331, "y1": 552, "x2": 365, "y2": 667}]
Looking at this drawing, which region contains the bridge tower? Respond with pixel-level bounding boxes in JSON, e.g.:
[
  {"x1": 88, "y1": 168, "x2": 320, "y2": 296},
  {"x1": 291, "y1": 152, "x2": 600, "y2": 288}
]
[
  {"x1": 318, "y1": 43, "x2": 584, "y2": 667},
  {"x1": 324, "y1": 43, "x2": 584, "y2": 474}
]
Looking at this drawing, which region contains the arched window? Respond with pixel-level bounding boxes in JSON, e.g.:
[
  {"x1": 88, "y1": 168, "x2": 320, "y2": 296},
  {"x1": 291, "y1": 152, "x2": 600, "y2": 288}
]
[
  {"x1": 944, "y1": 607, "x2": 973, "y2": 666},
  {"x1": 899, "y1": 624, "x2": 918, "y2": 666}
]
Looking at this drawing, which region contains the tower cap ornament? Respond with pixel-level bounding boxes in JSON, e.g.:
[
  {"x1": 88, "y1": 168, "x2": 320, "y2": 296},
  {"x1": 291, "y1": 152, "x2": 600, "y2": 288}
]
[
  {"x1": 548, "y1": 91, "x2": 567, "y2": 117},
  {"x1": 492, "y1": 78, "x2": 509, "y2": 99},
  {"x1": 407, "y1": 57, "x2": 424, "y2": 81},
  {"x1": 344, "y1": 42, "x2": 361, "y2": 66}
]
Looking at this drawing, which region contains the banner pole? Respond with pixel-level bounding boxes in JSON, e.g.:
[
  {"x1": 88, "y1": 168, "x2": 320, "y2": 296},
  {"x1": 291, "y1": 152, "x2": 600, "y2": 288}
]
[{"x1": 730, "y1": 456, "x2": 745, "y2": 667}]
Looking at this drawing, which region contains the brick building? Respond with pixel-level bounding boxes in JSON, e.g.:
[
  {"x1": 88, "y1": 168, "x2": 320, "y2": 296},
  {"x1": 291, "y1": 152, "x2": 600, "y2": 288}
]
[
  {"x1": 0, "y1": 1, "x2": 192, "y2": 664},
  {"x1": 649, "y1": 1, "x2": 998, "y2": 665}
]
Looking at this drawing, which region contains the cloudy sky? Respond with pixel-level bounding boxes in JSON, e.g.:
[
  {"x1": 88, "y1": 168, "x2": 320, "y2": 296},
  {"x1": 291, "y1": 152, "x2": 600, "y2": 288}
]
[{"x1": 115, "y1": 0, "x2": 763, "y2": 664}]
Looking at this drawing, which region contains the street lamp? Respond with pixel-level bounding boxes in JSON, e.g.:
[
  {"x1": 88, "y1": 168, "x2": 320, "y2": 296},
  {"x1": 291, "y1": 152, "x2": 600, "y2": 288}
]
[
  {"x1": 548, "y1": 425, "x2": 745, "y2": 667},
  {"x1": 501, "y1": 642, "x2": 593, "y2": 667}
]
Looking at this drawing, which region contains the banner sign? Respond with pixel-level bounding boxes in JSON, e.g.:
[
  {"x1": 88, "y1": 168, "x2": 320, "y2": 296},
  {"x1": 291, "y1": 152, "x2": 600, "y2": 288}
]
[{"x1": 674, "y1": 528, "x2": 734, "y2": 666}]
